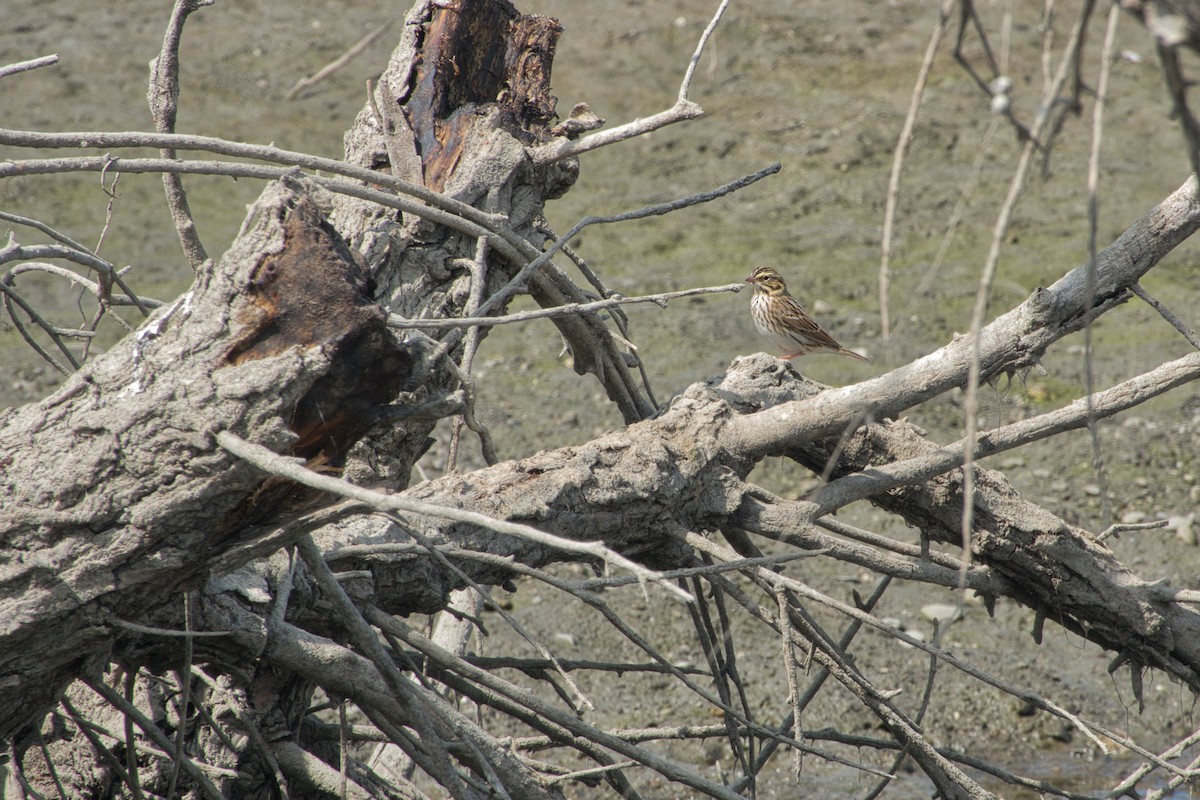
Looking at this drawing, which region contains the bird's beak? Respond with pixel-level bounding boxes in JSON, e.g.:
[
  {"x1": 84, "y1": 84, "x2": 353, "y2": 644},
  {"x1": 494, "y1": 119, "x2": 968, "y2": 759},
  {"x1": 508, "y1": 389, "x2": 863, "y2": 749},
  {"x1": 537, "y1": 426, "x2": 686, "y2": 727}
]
[{"x1": 745, "y1": 276, "x2": 755, "y2": 284}]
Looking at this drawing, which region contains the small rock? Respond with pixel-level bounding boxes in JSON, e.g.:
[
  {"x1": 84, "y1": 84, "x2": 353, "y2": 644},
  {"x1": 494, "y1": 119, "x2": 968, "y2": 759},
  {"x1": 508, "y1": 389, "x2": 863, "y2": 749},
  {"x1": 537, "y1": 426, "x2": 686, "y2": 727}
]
[
  {"x1": 1120, "y1": 510, "x2": 1146, "y2": 525},
  {"x1": 1083, "y1": 484, "x2": 1101, "y2": 497},
  {"x1": 921, "y1": 603, "x2": 962, "y2": 624},
  {"x1": 1014, "y1": 699, "x2": 1038, "y2": 717},
  {"x1": 1169, "y1": 514, "x2": 1196, "y2": 546},
  {"x1": 553, "y1": 632, "x2": 576, "y2": 646}
]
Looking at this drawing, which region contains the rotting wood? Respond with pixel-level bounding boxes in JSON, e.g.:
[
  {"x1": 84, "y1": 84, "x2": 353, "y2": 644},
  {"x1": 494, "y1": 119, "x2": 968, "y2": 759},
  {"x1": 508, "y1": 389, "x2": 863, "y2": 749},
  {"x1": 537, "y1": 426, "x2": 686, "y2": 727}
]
[{"x1": 0, "y1": 179, "x2": 412, "y2": 741}]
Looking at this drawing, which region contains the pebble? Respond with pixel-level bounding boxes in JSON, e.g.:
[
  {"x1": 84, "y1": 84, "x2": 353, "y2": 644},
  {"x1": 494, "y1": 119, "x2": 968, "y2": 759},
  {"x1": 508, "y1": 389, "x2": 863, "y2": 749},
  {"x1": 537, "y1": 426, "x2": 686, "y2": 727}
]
[
  {"x1": 1083, "y1": 484, "x2": 1101, "y2": 497},
  {"x1": 1169, "y1": 514, "x2": 1196, "y2": 546},
  {"x1": 921, "y1": 603, "x2": 962, "y2": 624},
  {"x1": 1120, "y1": 511, "x2": 1146, "y2": 525}
]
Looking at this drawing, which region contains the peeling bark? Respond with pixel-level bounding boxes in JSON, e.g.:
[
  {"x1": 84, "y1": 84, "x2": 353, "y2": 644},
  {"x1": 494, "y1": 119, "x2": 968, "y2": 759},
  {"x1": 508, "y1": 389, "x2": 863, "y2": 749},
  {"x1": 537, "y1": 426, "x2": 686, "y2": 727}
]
[{"x1": 0, "y1": 179, "x2": 411, "y2": 741}]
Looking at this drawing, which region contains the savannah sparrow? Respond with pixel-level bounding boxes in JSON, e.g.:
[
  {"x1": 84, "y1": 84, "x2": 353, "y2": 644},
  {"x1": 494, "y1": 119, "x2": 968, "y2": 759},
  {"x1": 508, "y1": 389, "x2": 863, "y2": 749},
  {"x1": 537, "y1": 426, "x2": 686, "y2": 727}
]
[{"x1": 746, "y1": 266, "x2": 868, "y2": 362}]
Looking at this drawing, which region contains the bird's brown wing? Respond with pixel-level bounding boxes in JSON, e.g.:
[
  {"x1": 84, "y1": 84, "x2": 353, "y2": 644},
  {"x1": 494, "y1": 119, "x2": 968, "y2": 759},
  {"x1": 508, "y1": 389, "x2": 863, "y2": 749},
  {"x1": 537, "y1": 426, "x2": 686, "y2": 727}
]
[
  {"x1": 779, "y1": 296, "x2": 868, "y2": 361},
  {"x1": 778, "y1": 296, "x2": 846, "y2": 349}
]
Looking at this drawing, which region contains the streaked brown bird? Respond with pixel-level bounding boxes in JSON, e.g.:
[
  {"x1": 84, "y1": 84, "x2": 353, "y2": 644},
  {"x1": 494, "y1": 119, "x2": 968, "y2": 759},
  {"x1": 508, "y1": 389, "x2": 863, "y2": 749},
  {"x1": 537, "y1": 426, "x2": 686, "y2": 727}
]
[{"x1": 745, "y1": 266, "x2": 868, "y2": 362}]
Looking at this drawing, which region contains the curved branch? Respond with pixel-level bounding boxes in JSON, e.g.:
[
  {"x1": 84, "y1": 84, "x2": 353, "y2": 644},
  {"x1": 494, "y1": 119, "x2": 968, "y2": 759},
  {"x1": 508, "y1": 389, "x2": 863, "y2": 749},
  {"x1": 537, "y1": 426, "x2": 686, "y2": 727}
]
[
  {"x1": 725, "y1": 173, "x2": 1200, "y2": 457},
  {"x1": 528, "y1": 0, "x2": 731, "y2": 165}
]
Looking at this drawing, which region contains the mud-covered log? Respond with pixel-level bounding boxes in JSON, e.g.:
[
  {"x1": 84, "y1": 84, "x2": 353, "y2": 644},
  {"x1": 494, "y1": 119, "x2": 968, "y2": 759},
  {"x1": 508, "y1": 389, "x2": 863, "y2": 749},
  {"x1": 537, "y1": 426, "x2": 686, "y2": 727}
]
[{"x1": 0, "y1": 178, "x2": 412, "y2": 740}]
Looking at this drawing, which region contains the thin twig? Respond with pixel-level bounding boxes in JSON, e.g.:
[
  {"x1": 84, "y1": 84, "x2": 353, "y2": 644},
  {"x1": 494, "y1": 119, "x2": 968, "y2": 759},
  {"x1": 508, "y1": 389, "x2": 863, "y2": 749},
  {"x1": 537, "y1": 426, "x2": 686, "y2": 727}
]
[
  {"x1": 387, "y1": 513, "x2": 595, "y2": 712},
  {"x1": 0, "y1": 128, "x2": 513, "y2": 239},
  {"x1": 1109, "y1": 725, "x2": 1200, "y2": 798},
  {"x1": 685, "y1": 531, "x2": 1191, "y2": 777},
  {"x1": 60, "y1": 699, "x2": 144, "y2": 800},
  {"x1": 397, "y1": 542, "x2": 872, "y2": 778},
  {"x1": 960, "y1": 3, "x2": 1098, "y2": 583},
  {"x1": 286, "y1": 21, "x2": 393, "y2": 100},
  {"x1": 0, "y1": 272, "x2": 80, "y2": 374},
  {"x1": 534, "y1": 216, "x2": 660, "y2": 408},
  {"x1": 471, "y1": 164, "x2": 780, "y2": 324},
  {"x1": 530, "y1": 0, "x2": 732, "y2": 165},
  {"x1": 1093, "y1": 518, "x2": 1168, "y2": 544},
  {"x1": 806, "y1": 728, "x2": 1104, "y2": 800},
  {"x1": 730, "y1": 577, "x2": 893, "y2": 794},
  {"x1": 0, "y1": 54, "x2": 60, "y2": 79},
  {"x1": 148, "y1": 0, "x2": 212, "y2": 270},
  {"x1": 446, "y1": 235, "x2": 498, "y2": 469},
  {"x1": 1157, "y1": 41, "x2": 1200, "y2": 179},
  {"x1": 109, "y1": 617, "x2": 231, "y2": 638},
  {"x1": 678, "y1": 0, "x2": 731, "y2": 101},
  {"x1": 0, "y1": 210, "x2": 95, "y2": 253},
  {"x1": 1131, "y1": 282, "x2": 1200, "y2": 350},
  {"x1": 0, "y1": 127, "x2": 505, "y2": 230},
  {"x1": 165, "y1": 593, "x2": 195, "y2": 800},
  {"x1": 775, "y1": 588, "x2": 803, "y2": 781},
  {"x1": 294, "y1": 537, "x2": 482, "y2": 799},
  {"x1": 388, "y1": 282, "x2": 743, "y2": 329},
  {"x1": 370, "y1": 606, "x2": 879, "y2": 795},
  {"x1": 83, "y1": 676, "x2": 226, "y2": 800},
  {"x1": 879, "y1": 0, "x2": 954, "y2": 339},
  {"x1": 122, "y1": 672, "x2": 145, "y2": 800},
  {"x1": 2, "y1": 241, "x2": 150, "y2": 316},
  {"x1": 191, "y1": 666, "x2": 291, "y2": 798},
  {"x1": 1081, "y1": 3, "x2": 1122, "y2": 533},
  {"x1": 810, "y1": 350, "x2": 1200, "y2": 516}
]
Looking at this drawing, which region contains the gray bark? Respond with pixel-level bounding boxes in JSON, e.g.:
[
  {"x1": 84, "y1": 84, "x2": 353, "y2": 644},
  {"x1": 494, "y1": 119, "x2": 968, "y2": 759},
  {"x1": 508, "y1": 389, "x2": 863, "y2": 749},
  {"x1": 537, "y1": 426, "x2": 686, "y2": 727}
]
[{"x1": 0, "y1": 181, "x2": 410, "y2": 742}]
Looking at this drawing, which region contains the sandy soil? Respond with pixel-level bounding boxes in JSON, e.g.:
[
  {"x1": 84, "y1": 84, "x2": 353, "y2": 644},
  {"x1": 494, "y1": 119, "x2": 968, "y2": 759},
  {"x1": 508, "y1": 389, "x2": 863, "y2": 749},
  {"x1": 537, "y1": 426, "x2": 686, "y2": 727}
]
[{"x1": 3, "y1": 0, "x2": 1199, "y2": 797}]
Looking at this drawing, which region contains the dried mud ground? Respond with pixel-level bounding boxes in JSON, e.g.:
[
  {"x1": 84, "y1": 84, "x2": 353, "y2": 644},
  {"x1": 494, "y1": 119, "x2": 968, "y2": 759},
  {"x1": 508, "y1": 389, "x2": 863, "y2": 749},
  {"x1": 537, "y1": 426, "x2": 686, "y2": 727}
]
[{"x1": 3, "y1": 0, "x2": 1200, "y2": 797}]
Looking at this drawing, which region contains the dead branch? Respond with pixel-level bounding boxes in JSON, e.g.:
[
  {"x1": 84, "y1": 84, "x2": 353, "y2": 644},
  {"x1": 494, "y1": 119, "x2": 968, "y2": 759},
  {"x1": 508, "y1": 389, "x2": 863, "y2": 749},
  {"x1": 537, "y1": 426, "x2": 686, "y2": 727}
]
[
  {"x1": 0, "y1": 54, "x2": 59, "y2": 79},
  {"x1": 147, "y1": 0, "x2": 212, "y2": 269},
  {"x1": 528, "y1": 0, "x2": 731, "y2": 165},
  {"x1": 285, "y1": 20, "x2": 393, "y2": 100}
]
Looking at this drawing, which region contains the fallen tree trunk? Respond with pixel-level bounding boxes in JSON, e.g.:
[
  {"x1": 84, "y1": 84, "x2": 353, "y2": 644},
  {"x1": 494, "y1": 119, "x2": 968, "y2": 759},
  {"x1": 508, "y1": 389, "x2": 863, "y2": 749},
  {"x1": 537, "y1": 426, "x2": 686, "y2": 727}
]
[{"x1": 0, "y1": 180, "x2": 411, "y2": 741}]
